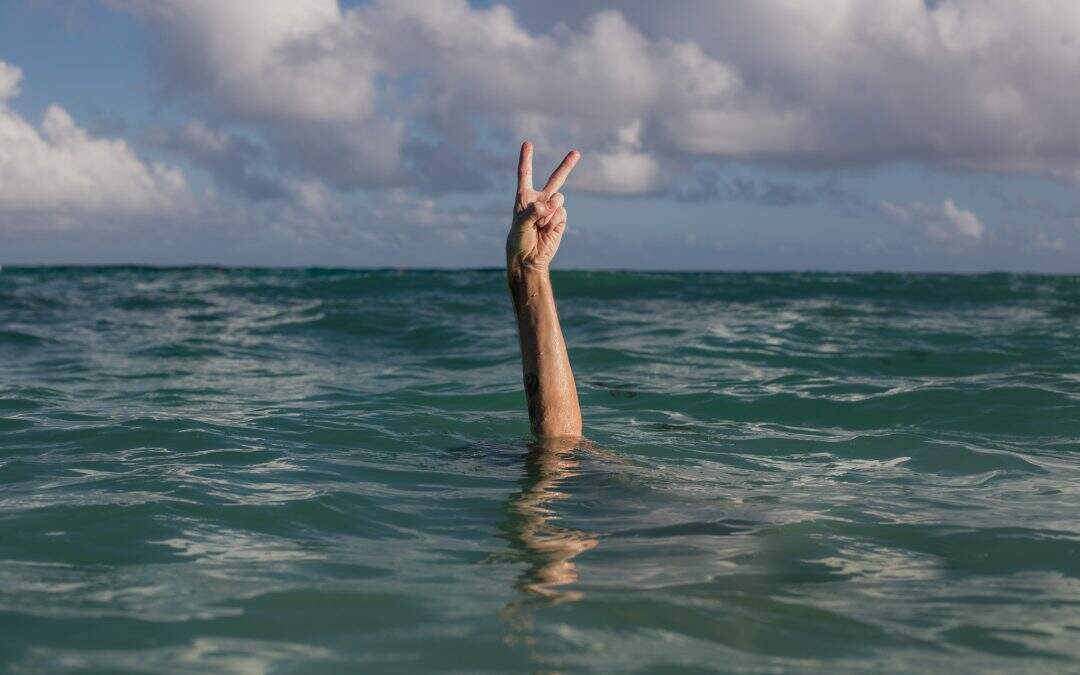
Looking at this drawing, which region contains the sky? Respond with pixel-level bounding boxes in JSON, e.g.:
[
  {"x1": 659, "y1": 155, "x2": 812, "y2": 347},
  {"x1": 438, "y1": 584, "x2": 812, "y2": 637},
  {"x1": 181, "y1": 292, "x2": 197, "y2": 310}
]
[{"x1": 1, "y1": 0, "x2": 1080, "y2": 271}]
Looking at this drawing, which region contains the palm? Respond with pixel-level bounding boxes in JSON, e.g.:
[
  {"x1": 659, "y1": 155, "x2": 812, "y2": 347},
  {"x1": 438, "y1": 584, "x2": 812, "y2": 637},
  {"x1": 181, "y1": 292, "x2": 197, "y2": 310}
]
[{"x1": 507, "y1": 142, "x2": 580, "y2": 269}]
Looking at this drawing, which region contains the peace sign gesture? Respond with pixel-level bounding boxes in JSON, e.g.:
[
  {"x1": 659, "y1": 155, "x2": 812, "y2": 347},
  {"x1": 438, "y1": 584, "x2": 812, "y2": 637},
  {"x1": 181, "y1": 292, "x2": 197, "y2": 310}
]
[{"x1": 506, "y1": 141, "x2": 580, "y2": 271}]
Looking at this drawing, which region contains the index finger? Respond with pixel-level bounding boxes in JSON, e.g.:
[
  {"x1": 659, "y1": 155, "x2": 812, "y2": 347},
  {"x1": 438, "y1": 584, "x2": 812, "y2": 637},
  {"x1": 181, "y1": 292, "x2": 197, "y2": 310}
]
[
  {"x1": 542, "y1": 149, "x2": 581, "y2": 195},
  {"x1": 517, "y1": 141, "x2": 533, "y2": 193}
]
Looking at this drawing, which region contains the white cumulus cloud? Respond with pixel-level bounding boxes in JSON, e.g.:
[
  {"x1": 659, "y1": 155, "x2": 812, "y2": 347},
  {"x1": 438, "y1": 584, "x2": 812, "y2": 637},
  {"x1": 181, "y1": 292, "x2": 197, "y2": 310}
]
[
  {"x1": 118, "y1": 1, "x2": 744, "y2": 195},
  {"x1": 0, "y1": 60, "x2": 186, "y2": 222},
  {"x1": 6, "y1": 0, "x2": 1080, "y2": 270},
  {"x1": 113, "y1": 0, "x2": 1080, "y2": 198},
  {"x1": 942, "y1": 198, "x2": 985, "y2": 240},
  {"x1": 882, "y1": 197, "x2": 986, "y2": 241}
]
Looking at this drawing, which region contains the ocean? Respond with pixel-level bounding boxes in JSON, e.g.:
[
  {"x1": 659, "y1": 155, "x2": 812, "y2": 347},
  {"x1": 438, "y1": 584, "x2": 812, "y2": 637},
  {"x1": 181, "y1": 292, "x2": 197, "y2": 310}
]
[{"x1": 1, "y1": 267, "x2": 1078, "y2": 673}]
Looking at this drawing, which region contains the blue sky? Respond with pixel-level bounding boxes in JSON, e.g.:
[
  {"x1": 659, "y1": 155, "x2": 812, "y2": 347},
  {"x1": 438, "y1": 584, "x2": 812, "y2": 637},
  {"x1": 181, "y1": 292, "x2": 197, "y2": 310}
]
[{"x1": 1, "y1": 0, "x2": 1079, "y2": 271}]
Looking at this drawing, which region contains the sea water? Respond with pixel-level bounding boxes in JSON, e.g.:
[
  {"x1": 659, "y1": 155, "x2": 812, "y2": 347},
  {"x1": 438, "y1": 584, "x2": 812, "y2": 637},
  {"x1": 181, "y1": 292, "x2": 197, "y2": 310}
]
[{"x1": 1, "y1": 267, "x2": 1079, "y2": 673}]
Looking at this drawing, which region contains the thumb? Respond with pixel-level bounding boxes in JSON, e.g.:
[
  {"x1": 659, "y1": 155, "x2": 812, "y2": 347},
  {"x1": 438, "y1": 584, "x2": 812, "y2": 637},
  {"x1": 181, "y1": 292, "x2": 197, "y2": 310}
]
[
  {"x1": 519, "y1": 193, "x2": 563, "y2": 226},
  {"x1": 519, "y1": 200, "x2": 551, "y2": 226}
]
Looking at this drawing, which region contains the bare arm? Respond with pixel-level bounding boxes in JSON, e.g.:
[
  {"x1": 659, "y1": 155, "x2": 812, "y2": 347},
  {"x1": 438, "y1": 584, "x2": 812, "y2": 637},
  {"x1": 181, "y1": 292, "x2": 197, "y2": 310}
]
[{"x1": 506, "y1": 141, "x2": 582, "y2": 438}]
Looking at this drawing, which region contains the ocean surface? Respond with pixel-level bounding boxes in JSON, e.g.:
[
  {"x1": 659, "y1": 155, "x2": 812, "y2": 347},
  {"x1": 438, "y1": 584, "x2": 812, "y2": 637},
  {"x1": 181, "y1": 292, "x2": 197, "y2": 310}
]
[{"x1": 1, "y1": 267, "x2": 1079, "y2": 674}]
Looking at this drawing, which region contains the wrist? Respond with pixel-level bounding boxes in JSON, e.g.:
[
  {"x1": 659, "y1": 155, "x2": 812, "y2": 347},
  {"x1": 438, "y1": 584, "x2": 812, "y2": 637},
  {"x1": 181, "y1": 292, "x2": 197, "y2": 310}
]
[
  {"x1": 507, "y1": 259, "x2": 550, "y2": 313},
  {"x1": 506, "y1": 258, "x2": 550, "y2": 283}
]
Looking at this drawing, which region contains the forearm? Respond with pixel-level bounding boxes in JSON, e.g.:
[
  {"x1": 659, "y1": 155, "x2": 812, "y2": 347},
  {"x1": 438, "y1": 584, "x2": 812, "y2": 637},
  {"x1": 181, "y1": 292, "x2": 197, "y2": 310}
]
[{"x1": 508, "y1": 263, "x2": 581, "y2": 438}]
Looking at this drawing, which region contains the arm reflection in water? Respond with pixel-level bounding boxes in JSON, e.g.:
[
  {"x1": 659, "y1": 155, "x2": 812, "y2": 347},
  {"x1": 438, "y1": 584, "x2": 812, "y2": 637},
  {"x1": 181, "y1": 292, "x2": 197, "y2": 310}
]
[{"x1": 503, "y1": 437, "x2": 598, "y2": 606}]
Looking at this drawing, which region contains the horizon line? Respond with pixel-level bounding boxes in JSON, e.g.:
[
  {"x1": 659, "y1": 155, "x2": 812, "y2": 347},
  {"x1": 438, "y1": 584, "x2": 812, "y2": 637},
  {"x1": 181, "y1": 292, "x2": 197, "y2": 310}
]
[{"x1": 1, "y1": 263, "x2": 1075, "y2": 276}]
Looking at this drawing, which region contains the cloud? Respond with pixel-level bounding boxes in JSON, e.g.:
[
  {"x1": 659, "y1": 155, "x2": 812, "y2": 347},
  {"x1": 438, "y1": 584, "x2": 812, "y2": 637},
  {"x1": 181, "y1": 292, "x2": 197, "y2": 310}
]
[
  {"x1": 677, "y1": 171, "x2": 858, "y2": 209},
  {"x1": 573, "y1": 121, "x2": 663, "y2": 195},
  {"x1": 112, "y1": 1, "x2": 762, "y2": 196},
  {"x1": 0, "y1": 62, "x2": 20, "y2": 101},
  {"x1": 7, "y1": 0, "x2": 1080, "y2": 270},
  {"x1": 126, "y1": 0, "x2": 366, "y2": 124},
  {"x1": 117, "y1": 0, "x2": 404, "y2": 189},
  {"x1": 149, "y1": 121, "x2": 286, "y2": 201},
  {"x1": 0, "y1": 60, "x2": 186, "y2": 222},
  {"x1": 582, "y1": 1, "x2": 1080, "y2": 177},
  {"x1": 111, "y1": 0, "x2": 1080, "y2": 201},
  {"x1": 1031, "y1": 231, "x2": 1065, "y2": 251},
  {"x1": 941, "y1": 198, "x2": 986, "y2": 239},
  {"x1": 882, "y1": 197, "x2": 986, "y2": 241}
]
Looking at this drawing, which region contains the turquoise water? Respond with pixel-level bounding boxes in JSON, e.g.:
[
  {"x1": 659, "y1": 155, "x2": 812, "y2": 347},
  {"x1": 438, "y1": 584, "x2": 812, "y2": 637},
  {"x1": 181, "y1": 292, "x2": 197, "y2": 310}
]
[{"x1": 2, "y1": 267, "x2": 1079, "y2": 673}]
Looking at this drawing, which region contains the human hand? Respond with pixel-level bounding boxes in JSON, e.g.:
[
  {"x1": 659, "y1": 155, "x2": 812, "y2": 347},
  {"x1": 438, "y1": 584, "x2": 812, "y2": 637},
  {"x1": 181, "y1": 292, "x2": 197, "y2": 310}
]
[{"x1": 506, "y1": 142, "x2": 580, "y2": 272}]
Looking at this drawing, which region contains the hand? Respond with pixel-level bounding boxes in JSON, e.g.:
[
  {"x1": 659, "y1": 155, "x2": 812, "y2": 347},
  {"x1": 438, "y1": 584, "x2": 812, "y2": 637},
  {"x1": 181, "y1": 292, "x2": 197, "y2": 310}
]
[{"x1": 506, "y1": 141, "x2": 580, "y2": 272}]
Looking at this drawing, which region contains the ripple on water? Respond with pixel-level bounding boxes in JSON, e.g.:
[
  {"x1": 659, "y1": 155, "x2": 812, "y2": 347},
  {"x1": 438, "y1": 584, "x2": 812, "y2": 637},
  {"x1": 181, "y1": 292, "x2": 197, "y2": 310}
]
[{"x1": 1, "y1": 268, "x2": 1079, "y2": 672}]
